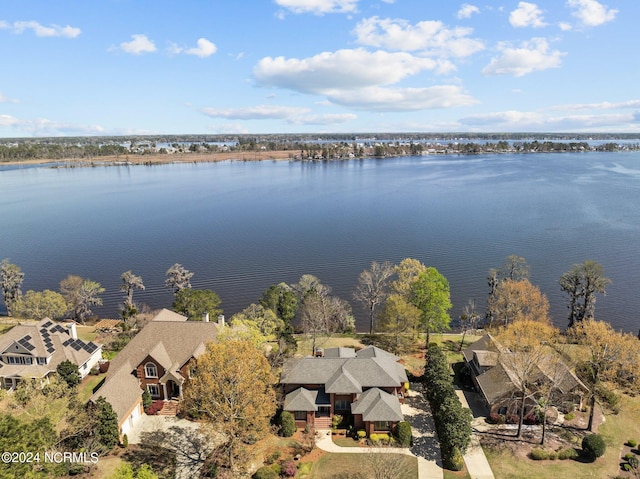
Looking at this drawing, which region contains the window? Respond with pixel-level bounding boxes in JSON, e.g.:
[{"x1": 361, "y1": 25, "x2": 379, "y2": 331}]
[
  {"x1": 374, "y1": 421, "x2": 390, "y2": 431},
  {"x1": 5, "y1": 355, "x2": 32, "y2": 365},
  {"x1": 37, "y1": 357, "x2": 46, "y2": 365},
  {"x1": 335, "y1": 400, "x2": 351, "y2": 411},
  {"x1": 147, "y1": 384, "x2": 160, "y2": 398},
  {"x1": 294, "y1": 411, "x2": 306, "y2": 421},
  {"x1": 145, "y1": 362, "x2": 158, "y2": 378}
]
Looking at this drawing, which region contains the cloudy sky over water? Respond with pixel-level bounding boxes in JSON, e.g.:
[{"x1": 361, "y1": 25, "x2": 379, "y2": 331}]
[{"x1": 0, "y1": 0, "x2": 636, "y2": 137}]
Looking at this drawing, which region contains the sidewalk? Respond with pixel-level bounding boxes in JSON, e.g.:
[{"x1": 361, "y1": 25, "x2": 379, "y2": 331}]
[{"x1": 455, "y1": 388, "x2": 496, "y2": 479}]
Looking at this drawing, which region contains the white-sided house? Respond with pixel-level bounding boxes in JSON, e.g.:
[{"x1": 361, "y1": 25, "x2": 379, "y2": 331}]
[{"x1": 0, "y1": 318, "x2": 102, "y2": 391}]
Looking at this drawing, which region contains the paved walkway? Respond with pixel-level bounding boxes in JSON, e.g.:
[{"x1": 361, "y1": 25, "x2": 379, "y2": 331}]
[
  {"x1": 455, "y1": 388, "x2": 495, "y2": 479},
  {"x1": 315, "y1": 384, "x2": 443, "y2": 479}
]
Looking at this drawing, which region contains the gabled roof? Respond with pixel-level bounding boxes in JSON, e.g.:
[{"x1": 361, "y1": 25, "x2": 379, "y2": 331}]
[
  {"x1": 284, "y1": 387, "x2": 319, "y2": 412},
  {"x1": 151, "y1": 308, "x2": 189, "y2": 322},
  {"x1": 324, "y1": 347, "x2": 356, "y2": 358},
  {"x1": 160, "y1": 361, "x2": 186, "y2": 386},
  {"x1": 106, "y1": 312, "x2": 218, "y2": 376},
  {"x1": 351, "y1": 387, "x2": 403, "y2": 422},
  {"x1": 0, "y1": 319, "x2": 102, "y2": 379},
  {"x1": 281, "y1": 346, "x2": 408, "y2": 394},
  {"x1": 90, "y1": 360, "x2": 142, "y2": 425},
  {"x1": 326, "y1": 366, "x2": 362, "y2": 394},
  {"x1": 465, "y1": 334, "x2": 588, "y2": 405}
]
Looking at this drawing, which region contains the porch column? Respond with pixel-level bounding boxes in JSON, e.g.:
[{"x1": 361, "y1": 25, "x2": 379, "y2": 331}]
[{"x1": 162, "y1": 383, "x2": 168, "y2": 401}]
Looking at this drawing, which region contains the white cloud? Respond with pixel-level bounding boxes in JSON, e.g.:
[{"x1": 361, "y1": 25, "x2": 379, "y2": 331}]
[
  {"x1": 0, "y1": 114, "x2": 105, "y2": 136},
  {"x1": 325, "y1": 85, "x2": 478, "y2": 111},
  {"x1": 554, "y1": 100, "x2": 640, "y2": 111},
  {"x1": 119, "y1": 34, "x2": 156, "y2": 55},
  {"x1": 201, "y1": 105, "x2": 310, "y2": 120},
  {"x1": 274, "y1": 0, "x2": 358, "y2": 15},
  {"x1": 509, "y1": 2, "x2": 547, "y2": 28},
  {"x1": 458, "y1": 109, "x2": 639, "y2": 131},
  {"x1": 253, "y1": 48, "x2": 477, "y2": 112},
  {"x1": 0, "y1": 92, "x2": 19, "y2": 104},
  {"x1": 353, "y1": 17, "x2": 484, "y2": 58},
  {"x1": 559, "y1": 22, "x2": 573, "y2": 31},
  {"x1": 289, "y1": 113, "x2": 357, "y2": 125},
  {"x1": 185, "y1": 38, "x2": 217, "y2": 58},
  {"x1": 482, "y1": 38, "x2": 565, "y2": 77},
  {"x1": 254, "y1": 48, "x2": 440, "y2": 94},
  {"x1": 206, "y1": 123, "x2": 250, "y2": 134},
  {"x1": 0, "y1": 20, "x2": 81, "y2": 38},
  {"x1": 567, "y1": 0, "x2": 617, "y2": 27},
  {"x1": 457, "y1": 4, "x2": 480, "y2": 19},
  {"x1": 200, "y1": 105, "x2": 356, "y2": 126}
]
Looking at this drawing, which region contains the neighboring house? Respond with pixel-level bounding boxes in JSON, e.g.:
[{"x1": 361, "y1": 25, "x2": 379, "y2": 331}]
[
  {"x1": 463, "y1": 334, "x2": 587, "y2": 417},
  {"x1": 0, "y1": 318, "x2": 102, "y2": 391},
  {"x1": 280, "y1": 345, "x2": 408, "y2": 436},
  {"x1": 91, "y1": 309, "x2": 220, "y2": 438}
]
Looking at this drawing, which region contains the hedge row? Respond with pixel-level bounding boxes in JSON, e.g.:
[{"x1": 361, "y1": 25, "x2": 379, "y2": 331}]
[{"x1": 423, "y1": 344, "x2": 472, "y2": 471}]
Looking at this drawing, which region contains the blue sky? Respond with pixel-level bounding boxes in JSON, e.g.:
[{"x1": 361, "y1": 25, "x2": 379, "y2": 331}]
[{"x1": 0, "y1": 0, "x2": 636, "y2": 137}]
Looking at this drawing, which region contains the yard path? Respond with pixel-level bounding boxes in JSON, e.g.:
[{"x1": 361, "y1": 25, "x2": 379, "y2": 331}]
[
  {"x1": 455, "y1": 388, "x2": 496, "y2": 479},
  {"x1": 315, "y1": 384, "x2": 443, "y2": 479}
]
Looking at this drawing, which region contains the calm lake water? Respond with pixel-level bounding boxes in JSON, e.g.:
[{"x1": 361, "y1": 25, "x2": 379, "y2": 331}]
[{"x1": 1, "y1": 153, "x2": 639, "y2": 333}]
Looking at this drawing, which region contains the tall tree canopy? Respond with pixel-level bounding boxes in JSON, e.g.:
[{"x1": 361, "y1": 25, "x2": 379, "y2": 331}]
[
  {"x1": 13, "y1": 290, "x2": 67, "y2": 320},
  {"x1": 410, "y1": 267, "x2": 452, "y2": 345},
  {"x1": 486, "y1": 255, "x2": 530, "y2": 324},
  {"x1": 353, "y1": 260, "x2": 395, "y2": 334},
  {"x1": 567, "y1": 319, "x2": 639, "y2": 431},
  {"x1": 1, "y1": 259, "x2": 25, "y2": 316},
  {"x1": 172, "y1": 288, "x2": 222, "y2": 321},
  {"x1": 487, "y1": 279, "x2": 550, "y2": 328},
  {"x1": 60, "y1": 275, "x2": 105, "y2": 324},
  {"x1": 560, "y1": 260, "x2": 611, "y2": 327},
  {"x1": 182, "y1": 340, "x2": 276, "y2": 472},
  {"x1": 165, "y1": 263, "x2": 194, "y2": 294}
]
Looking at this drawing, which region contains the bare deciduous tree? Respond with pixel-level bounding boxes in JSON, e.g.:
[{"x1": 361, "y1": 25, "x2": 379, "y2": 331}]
[
  {"x1": 353, "y1": 261, "x2": 395, "y2": 334},
  {"x1": 165, "y1": 263, "x2": 194, "y2": 295}
]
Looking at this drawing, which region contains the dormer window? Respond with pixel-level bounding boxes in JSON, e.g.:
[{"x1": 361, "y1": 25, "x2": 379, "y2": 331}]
[{"x1": 145, "y1": 362, "x2": 158, "y2": 378}]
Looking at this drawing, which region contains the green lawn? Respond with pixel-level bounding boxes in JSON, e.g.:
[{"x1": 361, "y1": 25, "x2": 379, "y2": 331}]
[
  {"x1": 310, "y1": 452, "x2": 418, "y2": 479},
  {"x1": 483, "y1": 393, "x2": 640, "y2": 478},
  {"x1": 78, "y1": 373, "x2": 106, "y2": 402}
]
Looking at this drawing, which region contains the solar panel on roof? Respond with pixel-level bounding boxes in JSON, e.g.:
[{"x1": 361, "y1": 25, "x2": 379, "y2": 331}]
[
  {"x1": 46, "y1": 347, "x2": 55, "y2": 353},
  {"x1": 24, "y1": 335, "x2": 31, "y2": 341},
  {"x1": 42, "y1": 321, "x2": 52, "y2": 328},
  {"x1": 71, "y1": 342, "x2": 82, "y2": 351},
  {"x1": 25, "y1": 344, "x2": 35, "y2": 351},
  {"x1": 62, "y1": 339, "x2": 72, "y2": 347}
]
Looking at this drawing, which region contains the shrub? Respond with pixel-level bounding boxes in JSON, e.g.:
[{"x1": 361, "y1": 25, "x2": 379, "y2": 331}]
[
  {"x1": 377, "y1": 433, "x2": 390, "y2": 444},
  {"x1": 396, "y1": 421, "x2": 412, "y2": 447},
  {"x1": 332, "y1": 414, "x2": 343, "y2": 430},
  {"x1": 564, "y1": 412, "x2": 575, "y2": 421},
  {"x1": 121, "y1": 434, "x2": 128, "y2": 448},
  {"x1": 142, "y1": 389, "x2": 152, "y2": 410},
  {"x1": 582, "y1": 434, "x2": 606, "y2": 461},
  {"x1": 145, "y1": 400, "x2": 164, "y2": 415},
  {"x1": 281, "y1": 460, "x2": 297, "y2": 477},
  {"x1": 557, "y1": 447, "x2": 578, "y2": 460},
  {"x1": 530, "y1": 448, "x2": 549, "y2": 460},
  {"x1": 279, "y1": 411, "x2": 296, "y2": 437},
  {"x1": 253, "y1": 466, "x2": 278, "y2": 479},
  {"x1": 628, "y1": 439, "x2": 638, "y2": 447},
  {"x1": 624, "y1": 453, "x2": 635, "y2": 461},
  {"x1": 628, "y1": 455, "x2": 639, "y2": 470},
  {"x1": 356, "y1": 430, "x2": 366, "y2": 440},
  {"x1": 265, "y1": 450, "x2": 281, "y2": 464},
  {"x1": 369, "y1": 433, "x2": 380, "y2": 444},
  {"x1": 444, "y1": 446, "x2": 465, "y2": 471},
  {"x1": 623, "y1": 464, "x2": 633, "y2": 472}
]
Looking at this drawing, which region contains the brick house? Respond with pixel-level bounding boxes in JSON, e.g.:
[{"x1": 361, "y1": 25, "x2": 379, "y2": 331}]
[
  {"x1": 0, "y1": 318, "x2": 102, "y2": 391},
  {"x1": 91, "y1": 309, "x2": 220, "y2": 438},
  {"x1": 280, "y1": 346, "x2": 408, "y2": 436},
  {"x1": 463, "y1": 333, "x2": 587, "y2": 418}
]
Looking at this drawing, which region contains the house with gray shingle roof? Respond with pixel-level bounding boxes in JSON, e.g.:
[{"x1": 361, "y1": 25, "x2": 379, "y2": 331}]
[
  {"x1": 463, "y1": 334, "x2": 587, "y2": 418},
  {"x1": 0, "y1": 319, "x2": 102, "y2": 391},
  {"x1": 280, "y1": 345, "x2": 408, "y2": 436},
  {"x1": 90, "y1": 309, "x2": 220, "y2": 438}
]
